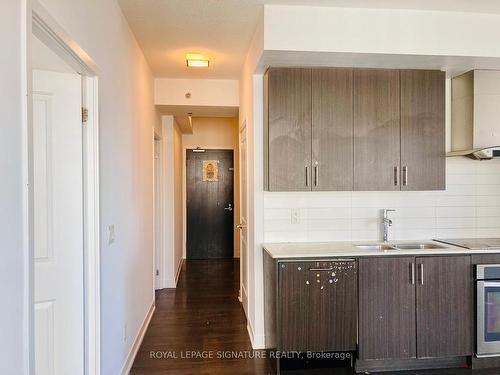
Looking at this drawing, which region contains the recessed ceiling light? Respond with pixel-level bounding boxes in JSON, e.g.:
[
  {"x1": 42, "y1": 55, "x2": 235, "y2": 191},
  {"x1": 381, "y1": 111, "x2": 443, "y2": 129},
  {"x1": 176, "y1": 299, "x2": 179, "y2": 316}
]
[{"x1": 186, "y1": 53, "x2": 209, "y2": 68}]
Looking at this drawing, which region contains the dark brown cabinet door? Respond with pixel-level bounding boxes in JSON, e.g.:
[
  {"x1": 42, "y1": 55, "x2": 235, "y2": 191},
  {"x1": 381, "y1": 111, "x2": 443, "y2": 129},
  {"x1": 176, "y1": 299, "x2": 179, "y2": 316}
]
[
  {"x1": 358, "y1": 257, "x2": 416, "y2": 360},
  {"x1": 266, "y1": 68, "x2": 312, "y2": 191},
  {"x1": 416, "y1": 256, "x2": 473, "y2": 358},
  {"x1": 401, "y1": 70, "x2": 445, "y2": 191},
  {"x1": 354, "y1": 69, "x2": 401, "y2": 191},
  {"x1": 312, "y1": 68, "x2": 354, "y2": 190},
  {"x1": 278, "y1": 260, "x2": 357, "y2": 351}
]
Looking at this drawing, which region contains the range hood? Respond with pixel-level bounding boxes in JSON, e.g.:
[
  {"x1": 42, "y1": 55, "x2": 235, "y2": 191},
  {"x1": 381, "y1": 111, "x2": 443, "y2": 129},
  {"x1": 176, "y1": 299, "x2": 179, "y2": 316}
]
[{"x1": 450, "y1": 70, "x2": 500, "y2": 160}]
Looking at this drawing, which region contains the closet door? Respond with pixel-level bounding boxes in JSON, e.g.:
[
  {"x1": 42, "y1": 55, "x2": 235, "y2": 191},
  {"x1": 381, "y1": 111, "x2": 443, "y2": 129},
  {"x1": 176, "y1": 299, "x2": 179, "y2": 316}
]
[
  {"x1": 312, "y1": 68, "x2": 354, "y2": 191},
  {"x1": 354, "y1": 69, "x2": 401, "y2": 191},
  {"x1": 266, "y1": 68, "x2": 312, "y2": 191}
]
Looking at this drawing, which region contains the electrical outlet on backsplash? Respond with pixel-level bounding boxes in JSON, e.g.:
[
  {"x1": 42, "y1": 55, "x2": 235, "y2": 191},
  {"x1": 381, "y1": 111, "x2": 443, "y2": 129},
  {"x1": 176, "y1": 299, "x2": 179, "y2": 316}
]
[{"x1": 263, "y1": 158, "x2": 500, "y2": 243}]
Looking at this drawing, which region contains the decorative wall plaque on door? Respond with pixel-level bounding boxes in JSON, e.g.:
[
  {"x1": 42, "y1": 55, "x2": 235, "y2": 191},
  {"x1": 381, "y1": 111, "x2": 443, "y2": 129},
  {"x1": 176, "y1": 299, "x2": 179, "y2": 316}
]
[{"x1": 202, "y1": 160, "x2": 219, "y2": 181}]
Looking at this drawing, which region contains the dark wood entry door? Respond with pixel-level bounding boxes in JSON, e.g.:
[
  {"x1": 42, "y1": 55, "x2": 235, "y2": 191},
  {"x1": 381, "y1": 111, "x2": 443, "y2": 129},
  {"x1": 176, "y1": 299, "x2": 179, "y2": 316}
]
[{"x1": 186, "y1": 149, "x2": 234, "y2": 259}]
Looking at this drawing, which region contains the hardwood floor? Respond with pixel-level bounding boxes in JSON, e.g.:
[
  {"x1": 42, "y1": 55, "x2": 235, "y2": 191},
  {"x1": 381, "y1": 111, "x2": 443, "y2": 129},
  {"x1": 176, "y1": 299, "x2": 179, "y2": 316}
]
[
  {"x1": 130, "y1": 259, "x2": 273, "y2": 375},
  {"x1": 131, "y1": 259, "x2": 500, "y2": 375}
]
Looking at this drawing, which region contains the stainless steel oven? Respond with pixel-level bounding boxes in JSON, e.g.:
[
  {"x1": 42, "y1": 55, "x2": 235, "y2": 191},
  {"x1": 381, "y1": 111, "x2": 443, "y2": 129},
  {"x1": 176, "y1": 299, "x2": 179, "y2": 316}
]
[{"x1": 476, "y1": 264, "x2": 500, "y2": 357}]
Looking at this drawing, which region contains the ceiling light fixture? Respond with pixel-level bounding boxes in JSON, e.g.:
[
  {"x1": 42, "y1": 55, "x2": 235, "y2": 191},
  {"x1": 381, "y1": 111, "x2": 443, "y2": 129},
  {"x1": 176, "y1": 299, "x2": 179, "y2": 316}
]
[{"x1": 186, "y1": 53, "x2": 209, "y2": 68}]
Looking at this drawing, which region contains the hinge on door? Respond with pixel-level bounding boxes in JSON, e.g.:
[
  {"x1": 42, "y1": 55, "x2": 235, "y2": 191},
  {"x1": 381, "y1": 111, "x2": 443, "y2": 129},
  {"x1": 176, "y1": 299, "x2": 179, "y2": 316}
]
[
  {"x1": 82, "y1": 107, "x2": 89, "y2": 123},
  {"x1": 156, "y1": 269, "x2": 159, "y2": 276}
]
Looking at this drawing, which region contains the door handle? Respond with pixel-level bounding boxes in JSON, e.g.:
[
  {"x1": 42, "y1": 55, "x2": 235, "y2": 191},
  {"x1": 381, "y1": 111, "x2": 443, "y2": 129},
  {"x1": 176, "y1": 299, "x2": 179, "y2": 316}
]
[
  {"x1": 236, "y1": 224, "x2": 247, "y2": 229},
  {"x1": 394, "y1": 166, "x2": 399, "y2": 186},
  {"x1": 410, "y1": 263, "x2": 415, "y2": 285},
  {"x1": 402, "y1": 166, "x2": 408, "y2": 186},
  {"x1": 314, "y1": 164, "x2": 319, "y2": 187},
  {"x1": 224, "y1": 204, "x2": 233, "y2": 212},
  {"x1": 418, "y1": 263, "x2": 424, "y2": 285},
  {"x1": 305, "y1": 166, "x2": 309, "y2": 187}
]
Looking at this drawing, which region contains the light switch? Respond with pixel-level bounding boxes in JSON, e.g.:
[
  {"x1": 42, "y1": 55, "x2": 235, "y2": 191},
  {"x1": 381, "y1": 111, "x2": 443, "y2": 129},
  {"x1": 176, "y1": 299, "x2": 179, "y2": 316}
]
[{"x1": 108, "y1": 224, "x2": 115, "y2": 245}]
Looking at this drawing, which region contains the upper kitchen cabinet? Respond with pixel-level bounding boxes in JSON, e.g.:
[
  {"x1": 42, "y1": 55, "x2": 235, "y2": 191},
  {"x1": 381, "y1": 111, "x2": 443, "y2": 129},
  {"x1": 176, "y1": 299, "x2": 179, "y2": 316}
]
[
  {"x1": 354, "y1": 69, "x2": 401, "y2": 191},
  {"x1": 400, "y1": 70, "x2": 445, "y2": 190},
  {"x1": 264, "y1": 67, "x2": 446, "y2": 191},
  {"x1": 312, "y1": 68, "x2": 354, "y2": 191},
  {"x1": 264, "y1": 67, "x2": 312, "y2": 191}
]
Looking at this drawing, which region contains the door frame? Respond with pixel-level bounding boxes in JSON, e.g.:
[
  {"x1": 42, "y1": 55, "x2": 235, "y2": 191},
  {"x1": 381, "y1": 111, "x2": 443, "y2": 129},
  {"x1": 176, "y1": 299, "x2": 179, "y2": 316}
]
[
  {"x1": 153, "y1": 131, "x2": 163, "y2": 290},
  {"x1": 182, "y1": 146, "x2": 238, "y2": 260},
  {"x1": 26, "y1": 2, "x2": 101, "y2": 374}
]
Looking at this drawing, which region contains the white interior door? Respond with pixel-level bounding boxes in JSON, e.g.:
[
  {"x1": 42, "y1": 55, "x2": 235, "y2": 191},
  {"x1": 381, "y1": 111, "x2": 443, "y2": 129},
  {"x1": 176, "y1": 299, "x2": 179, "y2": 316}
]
[
  {"x1": 33, "y1": 70, "x2": 84, "y2": 375},
  {"x1": 238, "y1": 123, "x2": 248, "y2": 314}
]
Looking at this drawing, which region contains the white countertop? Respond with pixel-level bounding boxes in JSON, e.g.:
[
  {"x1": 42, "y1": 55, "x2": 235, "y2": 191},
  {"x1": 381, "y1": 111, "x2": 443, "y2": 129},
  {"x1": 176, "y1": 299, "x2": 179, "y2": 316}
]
[{"x1": 263, "y1": 240, "x2": 500, "y2": 259}]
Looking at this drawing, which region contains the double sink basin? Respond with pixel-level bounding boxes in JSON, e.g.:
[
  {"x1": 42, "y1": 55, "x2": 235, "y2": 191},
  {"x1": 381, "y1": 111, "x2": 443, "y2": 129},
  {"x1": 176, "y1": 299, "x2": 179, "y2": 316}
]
[{"x1": 355, "y1": 242, "x2": 446, "y2": 251}]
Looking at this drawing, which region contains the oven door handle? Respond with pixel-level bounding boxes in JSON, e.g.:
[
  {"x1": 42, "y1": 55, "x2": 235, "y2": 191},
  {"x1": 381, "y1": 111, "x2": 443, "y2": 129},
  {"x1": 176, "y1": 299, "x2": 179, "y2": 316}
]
[{"x1": 480, "y1": 281, "x2": 500, "y2": 287}]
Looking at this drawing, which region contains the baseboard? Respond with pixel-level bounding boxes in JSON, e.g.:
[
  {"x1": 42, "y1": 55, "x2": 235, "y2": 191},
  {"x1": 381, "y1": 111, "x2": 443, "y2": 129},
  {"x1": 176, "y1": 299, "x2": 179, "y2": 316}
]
[
  {"x1": 246, "y1": 318, "x2": 266, "y2": 350},
  {"x1": 355, "y1": 356, "x2": 468, "y2": 373},
  {"x1": 240, "y1": 284, "x2": 248, "y2": 314},
  {"x1": 161, "y1": 258, "x2": 184, "y2": 289},
  {"x1": 120, "y1": 301, "x2": 155, "y2": 375},
  {"x1": 472, "y1": 355, "x2": 500, "y2": 369},
  {"x1": 247, "y1": 320, "x2": 255, "y2": 348},
  {"x1": 174, "y1": 258, "x2": 184, "y2": 286}
]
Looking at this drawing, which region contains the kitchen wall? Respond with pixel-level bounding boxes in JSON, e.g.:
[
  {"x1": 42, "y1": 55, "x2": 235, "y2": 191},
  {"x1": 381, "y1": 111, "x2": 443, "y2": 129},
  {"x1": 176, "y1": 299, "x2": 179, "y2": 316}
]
[
  {"x1": 264, "y1": 158, "x2": 500, "y2": 243},
  {"x1": 241, "y1": 4, "x2": 500, "y2": 351}
]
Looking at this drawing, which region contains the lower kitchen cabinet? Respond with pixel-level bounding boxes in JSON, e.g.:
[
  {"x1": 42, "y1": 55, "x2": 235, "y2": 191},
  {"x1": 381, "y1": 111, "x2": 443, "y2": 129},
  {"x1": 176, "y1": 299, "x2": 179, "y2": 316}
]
[
  {"x1": 416, "y1": 256, "x2": 473, "y2": 358},
  {"x1": 358, "y1": 257, "x2": 416, "y2": 360},
  {"x1": 264, "y1": 252, "x2": 357, "y2": 352},
  {"x1": 358, "y1": 255, "x2": 473, "y2": 366}
]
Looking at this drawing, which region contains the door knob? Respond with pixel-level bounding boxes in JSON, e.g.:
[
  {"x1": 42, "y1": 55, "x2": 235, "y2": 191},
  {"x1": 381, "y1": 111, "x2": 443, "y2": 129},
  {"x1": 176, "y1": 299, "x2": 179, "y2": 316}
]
[
  {"x1": 224, "y1": 204, "x2": 233, "y2": 212},
  {"x1": 236, "y1": 224, "x2": 247, "y2": 229}
]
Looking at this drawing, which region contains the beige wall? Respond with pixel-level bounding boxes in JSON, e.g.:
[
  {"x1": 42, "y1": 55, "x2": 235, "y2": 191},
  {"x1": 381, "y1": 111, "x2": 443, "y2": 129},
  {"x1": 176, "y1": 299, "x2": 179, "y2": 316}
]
[{"x1": 182, "y1": 117, "x2": 241, "y2": 257}]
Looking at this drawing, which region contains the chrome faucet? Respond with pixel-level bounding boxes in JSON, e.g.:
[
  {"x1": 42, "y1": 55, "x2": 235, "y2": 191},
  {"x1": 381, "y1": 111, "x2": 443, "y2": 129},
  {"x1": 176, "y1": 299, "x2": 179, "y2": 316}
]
[{"x1": 383, "y1": 209, "x2": 396, "y2": 242}]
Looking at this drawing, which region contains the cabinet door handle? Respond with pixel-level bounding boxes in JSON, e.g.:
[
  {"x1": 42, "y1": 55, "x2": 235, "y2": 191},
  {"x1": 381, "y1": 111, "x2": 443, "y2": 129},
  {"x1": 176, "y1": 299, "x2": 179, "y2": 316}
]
[
  {"x1": 402, "y1": 166, "x2": 408, "y2": 186},
  {"x1": 394, "y1": 166, "x2": 399, "y2": 186},
  {"x1": 305, "y1": 166, "x2": 309, "y2": 187},
  {"x1": 418, "y1": 263, "x2": 424, "y2": 285},
  {"x1": 410, "y1": 263, "x2": 415, "y2": 285},
  {"x1": 314, "y1": 165, "x2": 319, "y2": 187}
]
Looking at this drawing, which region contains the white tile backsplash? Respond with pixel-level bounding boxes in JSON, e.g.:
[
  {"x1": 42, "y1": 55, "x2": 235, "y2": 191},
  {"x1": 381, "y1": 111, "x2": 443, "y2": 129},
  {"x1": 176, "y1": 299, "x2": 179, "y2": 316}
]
[{"x1": 263, "y1": 158, "x2": 500, "y2": 243}]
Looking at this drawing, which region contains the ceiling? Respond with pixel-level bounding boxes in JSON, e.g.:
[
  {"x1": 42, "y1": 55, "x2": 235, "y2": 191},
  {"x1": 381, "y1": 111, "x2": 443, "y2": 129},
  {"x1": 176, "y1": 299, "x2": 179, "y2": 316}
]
[
  {"x1": 118, "y1": 0, "x2": 263, "y2": 79},
  {"x1": 118, "y1": 0, "x2": 500, "y2": 80}
]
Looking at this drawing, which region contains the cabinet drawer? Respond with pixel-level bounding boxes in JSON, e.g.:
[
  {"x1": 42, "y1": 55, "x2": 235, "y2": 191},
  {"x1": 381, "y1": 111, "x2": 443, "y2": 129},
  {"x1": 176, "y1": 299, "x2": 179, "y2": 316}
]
[{"x1": 278, "y1": 260, "x2": 357, "y2": 352}]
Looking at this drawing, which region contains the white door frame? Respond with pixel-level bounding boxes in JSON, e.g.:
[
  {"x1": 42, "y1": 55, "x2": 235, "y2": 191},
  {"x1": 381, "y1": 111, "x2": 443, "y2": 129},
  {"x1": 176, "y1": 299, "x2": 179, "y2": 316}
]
[
  {"x1": 27, "y1": 2, "x2": 101, "y2": 374},
  {"x1": 153, "y1": 131, "x2": 163, "y2": 290}
]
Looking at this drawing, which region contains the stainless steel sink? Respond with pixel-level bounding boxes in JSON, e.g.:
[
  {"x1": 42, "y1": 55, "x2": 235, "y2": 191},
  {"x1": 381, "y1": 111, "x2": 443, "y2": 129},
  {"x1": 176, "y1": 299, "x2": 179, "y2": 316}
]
[
  {"x1": 355, "y1": 244, "x2": 396, "y2": 251},
  {"x1": 393, "y1": 243, "x2": 446, "y2": 250}
]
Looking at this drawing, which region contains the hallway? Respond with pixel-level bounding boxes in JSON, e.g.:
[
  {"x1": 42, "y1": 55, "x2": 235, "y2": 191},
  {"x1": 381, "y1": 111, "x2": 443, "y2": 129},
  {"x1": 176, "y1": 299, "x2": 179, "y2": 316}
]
[{"x1": 130, "y1": 260, "x2": 272, "y2": 374}]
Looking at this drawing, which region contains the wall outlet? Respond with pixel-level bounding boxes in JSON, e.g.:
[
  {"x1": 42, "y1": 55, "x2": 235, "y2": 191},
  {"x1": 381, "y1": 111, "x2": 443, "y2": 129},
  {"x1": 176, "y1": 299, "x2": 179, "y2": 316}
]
[
  {"x1": 291, "y1": 209, "x2": 301, "y2": 224},
  {"x1": 108, "y1": 224, "x2": 115, "y2": 245}
]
